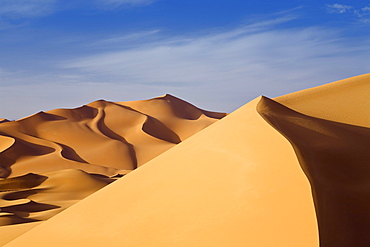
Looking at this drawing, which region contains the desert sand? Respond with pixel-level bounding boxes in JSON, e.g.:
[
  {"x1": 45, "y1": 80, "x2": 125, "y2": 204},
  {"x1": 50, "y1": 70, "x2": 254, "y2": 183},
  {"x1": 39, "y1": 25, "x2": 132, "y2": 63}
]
[
  {"x1": 0, "y1": 119, "x2": 8, "y2": 124},
  {"x1": 0, "y1": 94, "x2": 225, "y2": 245},
  {"x1": 1, "y1": 73, "x2": 369, "y2": 246}
]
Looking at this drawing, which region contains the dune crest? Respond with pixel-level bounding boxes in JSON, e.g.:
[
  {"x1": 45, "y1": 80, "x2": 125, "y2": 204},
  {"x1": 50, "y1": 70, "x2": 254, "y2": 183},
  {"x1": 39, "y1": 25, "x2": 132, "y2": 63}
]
[
  {"x1": 0, "y1": 95, "x2": 225, "y2": 243},
  {"x1": 4, "y1": 97, "x2": 318, "y2": 246},
  {"x1": 3, "y1": 74, "x2": 369, "y2": 246},
  {"x1": 0, "y1": 119, "x2": 9, "y2": 124},
  {"x1": 258, "y1": 96, "x2": 370, "y2": 246},
  {"x1": 275, "y1": 73, "x2": 370, "y2": 127},
  {"x1": 0, "y1": 95, "x2": 225, "y2": 178}
]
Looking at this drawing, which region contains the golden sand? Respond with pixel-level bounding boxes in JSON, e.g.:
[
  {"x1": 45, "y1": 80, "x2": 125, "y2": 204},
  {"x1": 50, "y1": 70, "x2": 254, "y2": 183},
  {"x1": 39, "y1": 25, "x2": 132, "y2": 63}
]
[{"x1": 2, "y1": 74, "x2": 370, "y2": 246}]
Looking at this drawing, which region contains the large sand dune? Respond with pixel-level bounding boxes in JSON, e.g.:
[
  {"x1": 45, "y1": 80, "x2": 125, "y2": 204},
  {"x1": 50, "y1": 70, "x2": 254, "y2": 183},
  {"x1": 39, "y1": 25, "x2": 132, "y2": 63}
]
[
  {"x1": 2, "y1": 73, "x2": 370, "y2": 246},
  {"x1": 0, "y1": 94, "x2": 225, "y2": 178},
  {"x1": 3, "y1": 97, "x2": 319, "y2": 246},
  {"x1": 0, "y1": 95, "x2": 225, "y2": 244}
]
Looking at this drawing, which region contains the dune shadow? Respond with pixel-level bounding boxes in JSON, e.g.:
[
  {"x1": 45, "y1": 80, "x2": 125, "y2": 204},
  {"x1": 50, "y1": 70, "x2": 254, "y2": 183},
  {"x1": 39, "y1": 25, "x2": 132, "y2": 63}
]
[
  {"x1": 257, "y1": 96, "x2": 370, "y2": 247},
  {"x1": 1, "y1": 200, "x2": 60, "y2": 213}
]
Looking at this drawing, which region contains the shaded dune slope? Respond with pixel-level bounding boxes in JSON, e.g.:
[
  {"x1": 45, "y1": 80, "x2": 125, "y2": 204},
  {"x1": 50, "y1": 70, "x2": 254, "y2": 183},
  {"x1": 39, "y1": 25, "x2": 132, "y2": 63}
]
[
  {"x1": 258, "y1": 96, "x2": 370, "y2": 247},
  {"x1": 4, "y1": 97, "x2": 318, "y2": 247},
  {"x1": 0, "y1": 169, "x2": 114, "y2": 227},
  {"x1": 0, "y1": 119, "x2": 9, "y2": 124},
  {"x1": 0, "y1": 94, "x2": 225, "y2": 178},
  {"x1": 0, "y1": 95, "x2": 225, "y2": 240}
]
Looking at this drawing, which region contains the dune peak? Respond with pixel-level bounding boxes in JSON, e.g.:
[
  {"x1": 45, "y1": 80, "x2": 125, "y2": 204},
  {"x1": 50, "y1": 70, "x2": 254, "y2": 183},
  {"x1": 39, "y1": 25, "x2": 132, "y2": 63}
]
[{"x1": 0, "y1": 95, "x2": 226, "y2": 236}]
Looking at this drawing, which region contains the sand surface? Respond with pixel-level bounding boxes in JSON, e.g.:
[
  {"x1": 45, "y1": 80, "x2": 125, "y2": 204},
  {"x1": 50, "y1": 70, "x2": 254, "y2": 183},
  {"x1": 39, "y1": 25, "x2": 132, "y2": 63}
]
[
  {"x1": 2, "y1": 73, "x2": 369, "y2": 246},
  {"x1": 258, "y1": 96, "x2": 370, "y2": 246},
  {"x1": 0, "y1": 94, "x2": 225, "y2": 245},
  {"x1": 0, "y1": 119, "x2": 9, "y2": 124},
  {"x1": 4, "y1": 97, "x2": 318, "y2": 246},
  {"x1": 0, "y1": 94, "x2": 225, "y2": 178}
]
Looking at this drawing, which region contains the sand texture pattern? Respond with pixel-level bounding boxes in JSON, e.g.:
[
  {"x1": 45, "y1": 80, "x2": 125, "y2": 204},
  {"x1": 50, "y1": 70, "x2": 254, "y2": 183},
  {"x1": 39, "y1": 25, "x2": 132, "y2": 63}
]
[
  {"x1": 0, "y1": 94, "x2": 225, "y2": 244},
  {"x1": 0, "y1": 94, "x2": 225, "y2": 178}
]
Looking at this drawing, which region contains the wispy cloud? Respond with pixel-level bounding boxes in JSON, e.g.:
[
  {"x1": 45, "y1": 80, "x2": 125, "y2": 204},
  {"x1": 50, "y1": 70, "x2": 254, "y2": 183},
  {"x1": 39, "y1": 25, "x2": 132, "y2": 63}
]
[
  {"x1": 326, "y1": 4, "x2": 370, "y2": 22},
  {"x1": 58, "y1": 16, "x2": 369, "y2": 112},
  {"x1": 354, "y1": 5, "x2": 370, "y2": 21},
  {"x1": 1, "y1": 13, "x2": 369, "y2": 119},
  {"x1": 93, "y1": 0, "x2": 155, "y2": 9},
  {"x1": 0, "y1": 0, "x2": 155, "y2": 20},
  {"x1": 0, "y1": 0, "x2": 57, "y2": 18},
  {"x1": 326, "y1": 4, "x2": 352, "y2": 14}
]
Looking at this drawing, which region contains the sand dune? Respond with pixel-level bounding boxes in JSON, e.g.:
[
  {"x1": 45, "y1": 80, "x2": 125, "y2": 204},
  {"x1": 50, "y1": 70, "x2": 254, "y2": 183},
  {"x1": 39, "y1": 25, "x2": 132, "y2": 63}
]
[
  {"x1": 4, "y1": 96, "x2": 318, "y2": 246},
  {"x1": 0, "y1": 222, "x2": 41, "y2": 246},
  {"x1": 0, "y1": 94, "x2": 225, "y2": 178},
  {"x1": 0, "y1": 119, "x2": 9, "y2": 124},
  {"x1": 0, "y1": 95, "x2": 225, "y2": 244},
  {"x1": 275, "y1": 73, "x2": 370, "y2": 127},
  {"x1": 2, "y1": 74, "x2": 369, "y2": 246},
  {"x1": 0, "y1": 170, "x2": 114, "y2": 227},
  {"x1": 258, "y1": 96, "x2": 370, "y2": 246}
]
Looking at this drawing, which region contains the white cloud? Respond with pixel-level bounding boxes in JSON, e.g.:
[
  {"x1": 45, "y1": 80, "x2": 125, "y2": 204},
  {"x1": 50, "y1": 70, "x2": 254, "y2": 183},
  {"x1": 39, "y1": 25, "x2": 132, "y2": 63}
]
[
  {"x1": 93, "y1": 0, "x2": 155, "y2": 9},
  {"x1": 0, "y1": 0, "x2": 57, "y2": 18},
  {"x1": 355, "y1": 5, "x2": 370, "y2": 18},
  {"x1": 326, "y1": 4, "x2": 370, "y2": 21},
  {"x1": 0, "y1": 0, "x2": 155, "y2": 20},
  {"x1": 58, "y1": 17, "x2": 369, "y2": 113},
  {"x1": 1, "y1": 15, "x2": 369, "y2": 120},
  {"x1": 326, "y1": 4, "x2": 353, "y2": 14}
]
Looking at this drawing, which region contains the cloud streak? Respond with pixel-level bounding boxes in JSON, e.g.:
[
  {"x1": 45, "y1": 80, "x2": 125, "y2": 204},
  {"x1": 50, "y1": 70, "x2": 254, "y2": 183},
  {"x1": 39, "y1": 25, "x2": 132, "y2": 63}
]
[
  {"x1": 326, "y1": 4, "x2": 370, "y2": 22},
  {"x1": 61, "y1": 17, "x2": 370, "y2": 112},
  {"x1": 326, "y1": 4, "x2": 352, "y2": 14},
  {"x1": 0, "y1": 14, "x2": 369, "y2": 120},
  {"x1": 0, "y1": 0, "x2": 57, "y2": 18},
  {"x1": 0, "y1": 0, "x2": 155, "y2": 20},
  {"x1": 94, "y1": 0, "x2": 155, "y2": 8}
]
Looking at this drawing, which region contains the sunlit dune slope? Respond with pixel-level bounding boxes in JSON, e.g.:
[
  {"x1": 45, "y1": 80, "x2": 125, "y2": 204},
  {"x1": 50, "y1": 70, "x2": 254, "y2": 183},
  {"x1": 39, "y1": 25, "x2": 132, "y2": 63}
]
[
  {"x1": 0, "y1": 169, "x2": 114, "y2": 226},
  {"x1": 0, "y1": 94, "x2": 225, "y2": 178},
  {"x1": 274, "y1": 73, "x2": 370, "y2": 127},
  {"x1": 0, "y1": 95, "x2": 225, "y2": 243},
  {"x1": 0, "y1": 222, "x2": 41, "y2": 246},
  {"x1": 5, "y1": 97, "x2": 318, "y2": 247}
]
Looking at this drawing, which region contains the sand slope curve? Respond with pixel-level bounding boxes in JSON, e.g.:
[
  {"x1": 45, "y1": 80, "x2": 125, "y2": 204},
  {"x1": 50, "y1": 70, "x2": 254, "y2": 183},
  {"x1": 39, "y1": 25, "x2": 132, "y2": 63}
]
[
  {"x1": 5, "y1": 97, "x2": 318, "y2": 247},
  {"x1": 0, "y1": 95, "x2": 225, "y2": 244},
  {"x1": 0, "y1": 94, "x2": 225, "y2": 178}
]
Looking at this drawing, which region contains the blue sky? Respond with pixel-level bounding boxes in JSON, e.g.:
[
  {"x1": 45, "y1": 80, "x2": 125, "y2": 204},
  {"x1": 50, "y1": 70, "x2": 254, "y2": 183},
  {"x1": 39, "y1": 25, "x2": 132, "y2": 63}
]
[{"x1": 0, "y1": 0, "x2": 369, "y2": 119}]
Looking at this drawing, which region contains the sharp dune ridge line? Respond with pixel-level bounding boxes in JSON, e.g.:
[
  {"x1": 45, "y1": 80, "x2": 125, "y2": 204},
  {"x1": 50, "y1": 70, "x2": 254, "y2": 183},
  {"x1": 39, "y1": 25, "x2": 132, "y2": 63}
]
[
  {"x1": 0, "y1": 94, "x2": 226, "y2": 245},
  {"x1": 1, "y1": 73, "x2": 370, "y2": 246},
  {"x1": 0, "y1": 94, "x2": 226, "y2": 178}
]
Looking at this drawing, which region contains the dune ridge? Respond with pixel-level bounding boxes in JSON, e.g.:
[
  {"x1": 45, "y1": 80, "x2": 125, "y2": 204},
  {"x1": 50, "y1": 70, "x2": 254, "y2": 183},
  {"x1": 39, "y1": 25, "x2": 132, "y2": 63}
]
[
  {"x1": 2, "y1": 74, "x2": 369, "y2": 246},
  {"x1": 0, "y1": 95, "x2": 225, "y2": 243},
  {"x1": 274, "y1": 73, "x2": 370, "y2": 127},
  {"x1": 258, "y1": 96, "x2": 370, "y2": 246},
  {"x1": 3, "y1": 96, "x2": 318, "y2": 246},
  {"x1": 0, "y1": 119, "x2": 9, "y2": 124},
  {"x1": 0, "y1": 94, "x2": 225, "y2": 178}
]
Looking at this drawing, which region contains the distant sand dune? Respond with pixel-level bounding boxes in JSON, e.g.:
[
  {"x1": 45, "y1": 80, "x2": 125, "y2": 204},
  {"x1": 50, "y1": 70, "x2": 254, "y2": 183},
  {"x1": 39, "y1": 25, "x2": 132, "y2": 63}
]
[
  {"x1": 3, "y1": 97, "x2": 318, "y2": 246},
  {"x1": 0, "y1": 170, "x2": 113, "y2": 225},
  {"x1": 0, "y1": 95, "x2": 225, "y2": 244},
  {"x1": 0, "y1": 119, "x2": 9, "y2": 124},
  {"x1": 0, "y1": 94, "x2": 225, "y2": 178}
]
